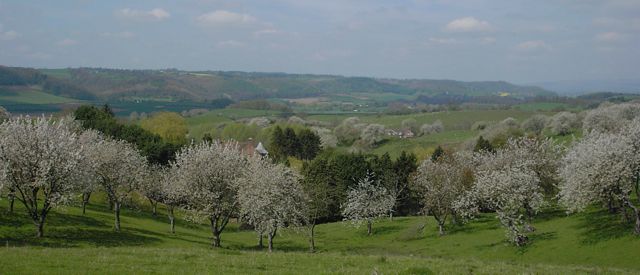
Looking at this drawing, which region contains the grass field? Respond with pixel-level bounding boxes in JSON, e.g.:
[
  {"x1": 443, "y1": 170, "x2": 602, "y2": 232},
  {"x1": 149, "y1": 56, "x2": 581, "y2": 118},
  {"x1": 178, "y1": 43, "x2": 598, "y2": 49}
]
[
  {"x1": 370, "y1": 130, "x2": 476, "y2": 159},
  {"x1": 1, "y1": 195, "x2": 639, "y2": 274},
  {"x1": 0, "y1": 87, "x2": 79, "y2": 105},
  {"x1": 186, "y1": 108, "x2": 554, "y2": 158},
  {"x1": 305, "y1": 109, "x2": 550, "y2": 130},
  {"x1": 186, "y1": 108, "x2": 282, "y2": 139},
  {"x1": 512, "y1": 102, "x2": 574, "y2": 112}
]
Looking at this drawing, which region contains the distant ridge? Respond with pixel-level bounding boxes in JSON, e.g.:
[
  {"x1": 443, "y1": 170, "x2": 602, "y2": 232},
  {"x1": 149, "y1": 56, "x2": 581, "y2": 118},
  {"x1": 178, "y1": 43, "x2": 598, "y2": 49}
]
[{"x1": 0, "y1": 66, "x2": 555, "y2": 102}]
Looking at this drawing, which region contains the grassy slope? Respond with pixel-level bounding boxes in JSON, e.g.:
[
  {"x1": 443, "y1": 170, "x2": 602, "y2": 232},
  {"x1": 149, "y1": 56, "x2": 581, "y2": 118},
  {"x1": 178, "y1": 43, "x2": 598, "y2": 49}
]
[
  {"x1": 307, "y1": 109, "x2": 550, "y2": 130},
  {"x1": 186, "y1": 108, "x2": 552, "y2": 159},
  {"x1": 186, "y1": 108, "x2": 281, "y2": 139},
  {"x1": 0, "y1": 196, "x2": 638, "y2": 274},
  {"x1": 0, "y1": 87, "x2": 79, "y2": 105}
]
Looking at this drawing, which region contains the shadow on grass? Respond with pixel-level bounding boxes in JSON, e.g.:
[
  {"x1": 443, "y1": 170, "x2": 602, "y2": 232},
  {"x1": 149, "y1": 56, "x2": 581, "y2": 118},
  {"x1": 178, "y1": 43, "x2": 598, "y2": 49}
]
[
  {"x1": 1, "y1": 227, "x2": 161, "y2": 248},
  {"x1": 0, "y1": 209, "x2": 108, "y2": 228},
  {"x1": 533, "y1": 207, "x2": 567, "y2": 222},
  {"x1": 227, "y1": 238, "x2": 309, "y2": 253},
  {"x1": 576, "y1": 209, "x2": 633, "y2": 245},
  {"x1": 448, "y1": 215, "x2": 500, "y2": 235},
  {"x1": 0, "y1": 208, "x2": 163, "y2": 248},
  {"x1": 528, "y1": 231, "x2": 557, "y2": 242},
  {"x1": 371, "y1": 224, "x2": 404, "y2": 236},
  {"x1": 395, "y1": 222, "x2": 426, "y2": 241}
]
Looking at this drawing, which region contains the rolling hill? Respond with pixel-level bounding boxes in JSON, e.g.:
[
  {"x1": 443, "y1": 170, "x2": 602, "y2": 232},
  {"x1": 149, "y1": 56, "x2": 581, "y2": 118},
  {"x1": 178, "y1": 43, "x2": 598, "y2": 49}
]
[{"x1": 1, "y1": 66, "x2": 555, "y2": 103}]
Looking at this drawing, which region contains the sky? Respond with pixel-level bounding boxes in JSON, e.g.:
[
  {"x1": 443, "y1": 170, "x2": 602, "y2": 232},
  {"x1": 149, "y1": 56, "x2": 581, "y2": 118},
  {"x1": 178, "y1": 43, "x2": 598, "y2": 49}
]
[{"x1": 0, "y1": 0, "x2": 638, "y2": 83}]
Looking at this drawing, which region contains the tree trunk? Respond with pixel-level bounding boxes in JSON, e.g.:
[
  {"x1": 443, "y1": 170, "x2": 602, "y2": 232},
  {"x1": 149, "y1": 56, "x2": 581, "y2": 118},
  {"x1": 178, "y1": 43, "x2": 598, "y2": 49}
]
[
  {"x1": 82, "y1": 200, "x2": 87, "y2": 215},
  {"x1": 114, "y1": 201, "x2": 121, "y2": 232},
  {"x1": 149, "y1": 198, "x2": 157, "y2": 216},
  {"x1": 258, "y1": 233, "x2": 264, "y2": 249},
  {"x1": 309, "y1": 224, "x2": 316, "y2": 253},
  {"x1": 168, "y1": 206, "x2": 175, "y2": 234},
  {"x1": 267, "y1": 229, "x2": 277, "y2": 253},
  {"x1": 433, "y1": 213, "x2": 446, "y2": 236},
  {"x1": 36, "y1": 218, "x2": 45, "y2": 238},
  {"x1": 438, "y1": 223, "x2": 445, "y2": 236},
  {"x1": 82, "y1": 192, "x2": 91, "y2": 215},
  {"x1": 8, "y1": 193, "x2": 14, "y2": 213},
  {"x1": 451, "y1": 213, "x2": 458, "y2": 225},
  {"x1": 607, "y1": 196, "x2": 619, "y2": 214},
  {"x1": 367, "y1": 220, "x2": 372, "y2": 235},
  {"x1": 635, "y1": 211, "x2": 640, "y2": 235},
  {"x1": 624, "y1": 200, "x2": 640, "y2": 235},
  {"x1": 635, "y1": 175, "x2": 640, "y2": 202},
  {"x1": 210, "y1": 218, "x2": 221, "y2": 248}
]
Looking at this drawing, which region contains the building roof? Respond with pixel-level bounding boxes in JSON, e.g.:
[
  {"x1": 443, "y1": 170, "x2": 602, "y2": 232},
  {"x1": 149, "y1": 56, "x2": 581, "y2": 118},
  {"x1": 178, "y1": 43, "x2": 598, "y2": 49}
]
[{"x1": 255, "y1": 142, "x2": 268, "y2": 156}]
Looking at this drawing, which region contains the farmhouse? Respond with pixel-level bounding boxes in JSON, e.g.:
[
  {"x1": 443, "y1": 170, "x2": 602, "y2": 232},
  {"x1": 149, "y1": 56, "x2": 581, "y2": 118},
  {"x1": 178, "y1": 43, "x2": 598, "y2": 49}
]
[
  {"x1": 386, "y1": 128, "x2": 415, "y2": 139},
  {"x1": 239, "y1": 141, "x2": 269, "y2": 157}
]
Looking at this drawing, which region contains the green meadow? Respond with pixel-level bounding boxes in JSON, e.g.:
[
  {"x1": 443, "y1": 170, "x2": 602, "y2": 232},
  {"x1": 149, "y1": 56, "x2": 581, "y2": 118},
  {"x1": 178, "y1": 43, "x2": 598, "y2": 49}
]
[{"x1": 1, "y1": 195, "x2": 638, "y2": 274}]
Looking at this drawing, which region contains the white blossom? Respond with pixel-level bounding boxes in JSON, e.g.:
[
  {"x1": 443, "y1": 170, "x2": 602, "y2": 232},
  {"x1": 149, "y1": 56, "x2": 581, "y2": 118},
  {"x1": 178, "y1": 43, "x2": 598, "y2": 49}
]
[
  {"x1": 522, "y1": 114, "x2": 548, "y2": 135},
  {"x1": 412, "y1": 151, "x2": 474, "y2": 235},
  {"x1": 341, "y1": 172, "x2": 395, "y2": 235},
  {"x1": 420, "y1": 120, "x2": 444, "y2": 135},
  {"x1": 0, "y1": 106, "x2": 10, "y2": 122},
  {"x1": 359, "y1": 123, "x2": 385, "y2": 148},
  {"x1": 456, "y1": 137, "x2": 558, "y2": 246},
  {"x1": 0, "y1": 116, "x2": 85, "y2": 237},
  {"x1": 248, "y1": 117, "x2": 271, "y2": 128},
  {"x1": 171, "y1": 140, "x2": 246, "y2": 247},
  {"x1": 138, "y1": 164, "x2": 166, "y2": 216},
  {"x1": 401, "y1": 118, "x2": 418, "y2": 133},
  {"x1": 311, "y1": 127, "x2": 338, "y2": 149},
  {"x1": 548, "y1": 111, "x2": 579, "y2": 135},
  {"x1": 236, "y1": 155, "x2": 308, "y2": 252},
  {"x1": 479, "y1": 118, "x2": 523, "y2": 146},
  {"x1": 87, "y1": 138, "x2": 148, "y2": 232},
  {"x1": 334, "y1": 117, "x2": 362, "y2": 144},
  {"x1": 559, "y1": 125, "x2": 640, "y2": 234},
  {"x1": 75, "y1": 129, "x2": 104, "y2": 215},
  {"x1": 287, "y1": 116, "x2": 306, "y2": 125},
  {"x1": 582, "y1": 102, "x2": 640, "y2": 133}
]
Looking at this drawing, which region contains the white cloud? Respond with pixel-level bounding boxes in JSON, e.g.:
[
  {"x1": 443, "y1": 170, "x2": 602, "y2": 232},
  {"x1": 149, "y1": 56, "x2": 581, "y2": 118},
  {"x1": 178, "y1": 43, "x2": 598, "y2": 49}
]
[
  {"x1": 0, "y1": 30, "x2": 18, "y2": 40},
  {"x1": 57, "y1": 38, "x2": 78, "y2": 46},
  {"x1": 593, "y1": 17, "x2": 640, "y2": 31},
  {"x1": 116, "y1": 8, "x2": 170, "y2": 21},
  {"x1": 309, "y1": 50, "x2": 352, "y2": 62},
  {"x1": 254, "y1": 28, "x2": 280, "y2": 36},
  {"x1": 595, "y1": 32, "x2": 625, "y2": 42},
  {"x1": 480, "y1": 37, "x2": 496, "y2": 44},
  {"x1": 196, "y1": 10, "x2": 256, "y2": 26},
  {"x1": 427, "y1": 37, "x2": 458, "y2": 45},
  {"x1": 516, "y1": 40, "x2": 550, "y2": 52},
  {"x1": 445, "y1": 17, "x2": 492, "y2": 32},
  {"x1": 0, "y1": 24, "x2": 18, "y2": 40},
  {"x1": 27, "y1": 52, "x2": 51, "y2": 60},
  {"x1": 101, "y1": 31, "x2": 136, "y2": 39},
  {"x1": 216, "y1": 40, "x2": 246, "y2": 48},
  {"x1": 593, "y1": 17, "x2": 622, "y2": 28}
]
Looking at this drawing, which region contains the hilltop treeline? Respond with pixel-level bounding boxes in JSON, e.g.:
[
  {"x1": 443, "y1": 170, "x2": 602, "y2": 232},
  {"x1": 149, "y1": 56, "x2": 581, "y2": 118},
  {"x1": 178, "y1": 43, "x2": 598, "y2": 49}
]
[{"x1": 0, "y1": 66, "x2": 96, "y2": 100}]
